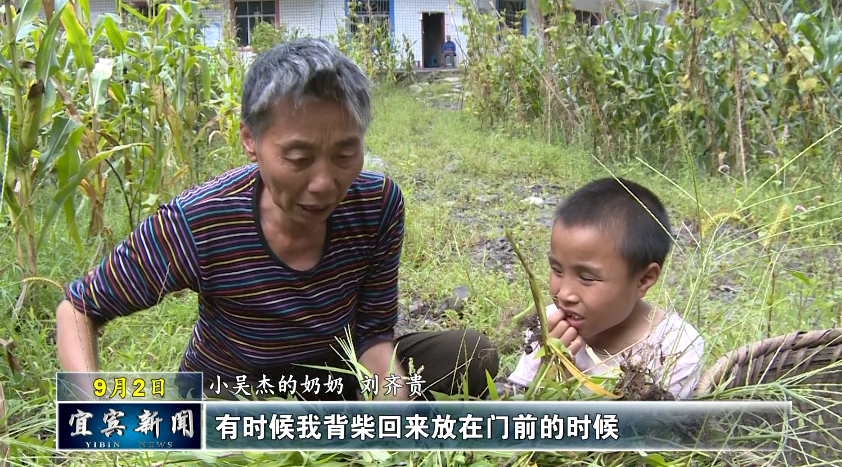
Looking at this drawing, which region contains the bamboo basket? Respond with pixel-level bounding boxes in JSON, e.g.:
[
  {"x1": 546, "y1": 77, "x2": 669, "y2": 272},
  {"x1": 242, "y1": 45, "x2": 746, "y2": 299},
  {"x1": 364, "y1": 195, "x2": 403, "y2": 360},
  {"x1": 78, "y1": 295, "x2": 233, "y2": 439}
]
[{"x1": 694, "y1": 328, "x2": 842, "y2": 466}]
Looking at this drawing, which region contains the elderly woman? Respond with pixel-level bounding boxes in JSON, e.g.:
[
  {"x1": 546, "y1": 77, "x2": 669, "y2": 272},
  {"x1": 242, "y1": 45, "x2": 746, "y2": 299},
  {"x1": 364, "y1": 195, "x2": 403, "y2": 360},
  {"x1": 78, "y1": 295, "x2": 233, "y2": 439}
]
[{"x1": 55, "y1": 38, "x2": 498, "y2": 401}]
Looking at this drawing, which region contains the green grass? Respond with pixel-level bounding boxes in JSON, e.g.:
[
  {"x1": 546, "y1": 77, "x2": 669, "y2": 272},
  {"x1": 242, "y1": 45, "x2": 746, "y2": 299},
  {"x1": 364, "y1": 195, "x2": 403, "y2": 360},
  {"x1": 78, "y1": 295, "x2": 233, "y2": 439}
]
[{"x1": 1, "y1": 83, "x2": 841, "y2": 466}]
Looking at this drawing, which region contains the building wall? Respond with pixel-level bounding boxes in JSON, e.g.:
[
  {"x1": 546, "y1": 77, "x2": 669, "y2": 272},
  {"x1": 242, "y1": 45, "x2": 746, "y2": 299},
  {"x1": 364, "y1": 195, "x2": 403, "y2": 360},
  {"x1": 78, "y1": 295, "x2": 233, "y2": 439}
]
[
  {"x1": 46, "y1": 0, "x2": 682, "y2": 55},
  {"x1": 88, "y1": 0, "x2": 117, "y2": 22},
  {"x1": 276, "y1": 0, "x2": 314, "y2": 34},
  {"x1": 393, "y1": 0, "x2": 472, "y2": 67},
  {"x1": 201, "y1": 0, "x2": 345, "y2": 46},
  {"x1": 313, "y1": 0, "x2": 346, "y2": 38},
  {"x1": 37, "y1": 0, "x2": 675, "y2": 51},
  {"x1": 270, "y1": 0, "x2": 350, "y2": 40},
  {"x1": 198, "y1": 1, "x2": 227, "y2": 48}
]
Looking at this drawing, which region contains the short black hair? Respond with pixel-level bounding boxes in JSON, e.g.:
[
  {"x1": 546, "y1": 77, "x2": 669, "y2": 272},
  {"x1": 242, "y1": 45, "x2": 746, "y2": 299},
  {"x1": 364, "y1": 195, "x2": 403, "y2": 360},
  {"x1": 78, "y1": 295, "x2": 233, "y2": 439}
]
[{"x1": 553, "y1": 177, "x2": 673, "y2": 275}]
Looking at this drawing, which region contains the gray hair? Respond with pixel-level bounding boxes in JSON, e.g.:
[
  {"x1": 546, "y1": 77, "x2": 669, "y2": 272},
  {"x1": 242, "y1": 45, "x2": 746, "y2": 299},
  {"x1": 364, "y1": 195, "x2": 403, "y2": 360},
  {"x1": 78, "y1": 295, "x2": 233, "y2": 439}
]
[{"x1": 240, "y1": 38, "x2": 372, "y2": 141}]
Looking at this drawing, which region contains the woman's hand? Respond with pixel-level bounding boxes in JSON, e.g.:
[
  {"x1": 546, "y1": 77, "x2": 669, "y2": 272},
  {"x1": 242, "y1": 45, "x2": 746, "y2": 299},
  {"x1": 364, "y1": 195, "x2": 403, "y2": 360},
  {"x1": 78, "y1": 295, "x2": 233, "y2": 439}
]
[{"x1": 358, "y1": 340, "x2": 410, "y2": 401}]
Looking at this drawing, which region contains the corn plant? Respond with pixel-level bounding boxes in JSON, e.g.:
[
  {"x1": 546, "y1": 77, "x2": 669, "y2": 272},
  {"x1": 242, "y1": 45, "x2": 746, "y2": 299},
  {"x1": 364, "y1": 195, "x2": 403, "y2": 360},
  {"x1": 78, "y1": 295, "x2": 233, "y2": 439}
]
[
  {"x1": 248, "y1": 20, "x2": 307, "y2": 54},
  {"x1": 104, "y1": 0, "x2": 242, "y2": 227},
  {"x1": 0, "y1": 0, "x2": 133, "y2": 291},
  {"x1": 456, "y1": 0, "x2": 842, "y2": 195},
  {"x1": 458, "y1": 1, "x2": 545, "y2": 131},
  {"x1": 335, "y1": 1, "x2": 411, "y2": 83},
  {"x1": 1, "y1": 0, "x2": 248, "y2": 316}
]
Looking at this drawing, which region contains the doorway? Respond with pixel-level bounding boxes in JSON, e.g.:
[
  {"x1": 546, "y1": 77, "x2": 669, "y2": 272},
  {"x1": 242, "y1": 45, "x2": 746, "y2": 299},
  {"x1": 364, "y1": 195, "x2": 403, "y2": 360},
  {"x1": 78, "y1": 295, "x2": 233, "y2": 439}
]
[{"x1": 421, "y1": 12, "x2": 444, "y2": 68}]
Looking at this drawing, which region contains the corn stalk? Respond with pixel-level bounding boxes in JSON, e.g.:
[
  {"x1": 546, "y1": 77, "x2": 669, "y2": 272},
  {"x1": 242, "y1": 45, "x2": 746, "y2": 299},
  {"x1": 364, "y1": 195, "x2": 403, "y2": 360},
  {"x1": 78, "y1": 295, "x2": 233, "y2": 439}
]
[
  {"x1": 458, "y1": 0, "x2": 842, "y2": 189},
  {"x1": 1, "y1": 0, "x2": 146, "y2": 315},
  {"x1": 0, "y1": 0, "x2": 89, "y2": 289}
]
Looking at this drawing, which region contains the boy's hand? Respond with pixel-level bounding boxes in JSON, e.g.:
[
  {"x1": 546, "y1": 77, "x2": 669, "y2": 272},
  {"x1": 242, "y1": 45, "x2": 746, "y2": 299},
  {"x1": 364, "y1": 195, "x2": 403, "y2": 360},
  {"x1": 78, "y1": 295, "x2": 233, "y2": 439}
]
[{"x1": 547, "y1": 311, "x2": 585, "y2": 357}]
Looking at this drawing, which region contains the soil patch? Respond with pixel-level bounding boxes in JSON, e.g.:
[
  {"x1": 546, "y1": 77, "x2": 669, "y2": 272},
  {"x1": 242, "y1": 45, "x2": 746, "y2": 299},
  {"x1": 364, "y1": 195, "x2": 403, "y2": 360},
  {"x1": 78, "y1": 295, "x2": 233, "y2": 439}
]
[
  {"x1": 469, "y1": 236, "x2": 518, "y2": 282},
  {"x1": 395, "y1": 299, "x2": 442, "y2": 337},
  {"x1": 394, "y1": 287, "x2": 472, "y2": 337}
]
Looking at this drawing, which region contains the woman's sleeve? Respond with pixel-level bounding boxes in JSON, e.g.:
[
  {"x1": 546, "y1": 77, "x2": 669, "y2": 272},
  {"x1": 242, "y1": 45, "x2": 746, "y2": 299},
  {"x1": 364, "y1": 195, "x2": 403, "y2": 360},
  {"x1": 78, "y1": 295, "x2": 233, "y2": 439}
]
[
  {"x1": 353, "y1": 177, "x2": 405, "y2": 357},
  {"x1": 64, "y1": 199, "x2": 201, "y2": 326}
]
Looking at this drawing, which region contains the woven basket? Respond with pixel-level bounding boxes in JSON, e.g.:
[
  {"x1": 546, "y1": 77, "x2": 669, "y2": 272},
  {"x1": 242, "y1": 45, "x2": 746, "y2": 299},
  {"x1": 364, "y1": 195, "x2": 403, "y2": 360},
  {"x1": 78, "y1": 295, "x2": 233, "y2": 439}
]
[{"x1": 694, "y1": 328, "x2": 842, "y2": 466}]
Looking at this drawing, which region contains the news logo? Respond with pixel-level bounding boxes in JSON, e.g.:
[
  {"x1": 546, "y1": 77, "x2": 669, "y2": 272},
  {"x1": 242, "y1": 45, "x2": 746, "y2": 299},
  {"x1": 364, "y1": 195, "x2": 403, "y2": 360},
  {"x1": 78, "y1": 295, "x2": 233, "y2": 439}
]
[
  {"x1": 55, "y1": 372, "x2": 791, "y2": 452},
  {"x1": 56, "y1": 372, "x2": 204, "y2": 451}
]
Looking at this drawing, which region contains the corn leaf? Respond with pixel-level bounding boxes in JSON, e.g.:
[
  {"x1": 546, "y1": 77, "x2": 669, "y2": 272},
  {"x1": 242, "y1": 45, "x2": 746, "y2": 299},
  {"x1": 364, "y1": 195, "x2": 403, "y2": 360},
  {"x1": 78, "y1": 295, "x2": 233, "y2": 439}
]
[
  {"x1": 60, "y1": 3, "x2": 94, "y2": 73},
  {"x1": 38, "y1": 143, "x2": 145, "y2": 249}
]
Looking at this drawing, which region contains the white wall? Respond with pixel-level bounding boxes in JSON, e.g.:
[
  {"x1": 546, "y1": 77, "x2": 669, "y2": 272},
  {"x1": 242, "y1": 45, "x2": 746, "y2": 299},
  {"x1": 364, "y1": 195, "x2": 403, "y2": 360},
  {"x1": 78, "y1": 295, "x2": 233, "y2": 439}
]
[
  {"x1": 72, "y1": 0, "x2": 479, "y2": 59},
  {"x1": 277, "y1": 0, "x2": 343, "y2": 37},
  {"x1": 393, "y1": 0, "x2": 472, "y2": 67},
  {"x1": 270, "y1": 0, "x2": 348, "y2": 40},
  {"x1": 88, "y1": 0, "x2": 119, "y2": 22},
  {"x1": 314, "y1": 0, "x2": 347, "y2": 38},
  {"x1": 277, "y1": 0, "x2": 316, "y2": 33}
]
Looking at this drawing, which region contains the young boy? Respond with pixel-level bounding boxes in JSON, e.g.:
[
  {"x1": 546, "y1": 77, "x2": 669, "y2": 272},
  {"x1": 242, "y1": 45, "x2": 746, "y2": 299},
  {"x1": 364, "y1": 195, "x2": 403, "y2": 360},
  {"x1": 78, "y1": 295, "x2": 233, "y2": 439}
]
[{"x1": 505, "y1": 177, "x2": 705, "y2": 399}]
